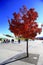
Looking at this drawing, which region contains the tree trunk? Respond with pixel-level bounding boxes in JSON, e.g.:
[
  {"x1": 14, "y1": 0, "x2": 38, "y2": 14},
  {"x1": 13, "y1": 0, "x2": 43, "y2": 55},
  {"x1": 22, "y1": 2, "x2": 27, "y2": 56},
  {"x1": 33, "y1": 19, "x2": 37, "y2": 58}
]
[{"x1": 26, "y1": 39, "x2": 29, "y2": 57}]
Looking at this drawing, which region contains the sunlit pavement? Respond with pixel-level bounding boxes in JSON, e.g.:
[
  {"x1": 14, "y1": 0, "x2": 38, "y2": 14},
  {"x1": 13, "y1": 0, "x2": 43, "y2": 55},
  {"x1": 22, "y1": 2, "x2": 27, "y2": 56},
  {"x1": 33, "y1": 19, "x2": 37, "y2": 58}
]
[{"x1": 0, "y1": 40, "x2": 43, "y2": 65}]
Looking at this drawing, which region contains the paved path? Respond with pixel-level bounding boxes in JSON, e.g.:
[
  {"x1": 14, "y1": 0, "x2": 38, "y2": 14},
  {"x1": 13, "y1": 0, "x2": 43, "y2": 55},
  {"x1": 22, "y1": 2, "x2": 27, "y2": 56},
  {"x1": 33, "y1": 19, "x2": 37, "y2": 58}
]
[{"x1": 0, "y1": 40, "x2": 43, "y2": 65}]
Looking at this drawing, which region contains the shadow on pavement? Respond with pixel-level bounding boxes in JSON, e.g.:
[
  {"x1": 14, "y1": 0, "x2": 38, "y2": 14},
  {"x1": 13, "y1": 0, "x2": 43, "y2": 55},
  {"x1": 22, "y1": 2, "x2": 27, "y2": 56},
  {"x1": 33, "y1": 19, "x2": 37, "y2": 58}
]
[{"x1": 0, "y1": 53, "x2": 39, "y2": 65}]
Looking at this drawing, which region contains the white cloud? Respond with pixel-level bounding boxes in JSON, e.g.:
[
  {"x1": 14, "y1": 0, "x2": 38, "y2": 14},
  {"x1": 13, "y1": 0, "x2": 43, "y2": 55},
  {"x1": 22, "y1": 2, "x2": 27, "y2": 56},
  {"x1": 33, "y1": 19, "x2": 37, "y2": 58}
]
[
  {"x1": 37, "y1": 22, "x2": 42, "y2": 28},
  {"x1": 36, "y1": 22, "x2": 43, "y2": 37}
]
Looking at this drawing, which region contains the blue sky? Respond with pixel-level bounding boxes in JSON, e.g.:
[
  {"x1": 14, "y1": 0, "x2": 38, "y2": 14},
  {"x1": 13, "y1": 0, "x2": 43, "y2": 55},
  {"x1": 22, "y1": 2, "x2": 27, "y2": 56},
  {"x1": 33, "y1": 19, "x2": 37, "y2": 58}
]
[{"x1": 0, "y1": 0, "x2": 43, "y2": 36}]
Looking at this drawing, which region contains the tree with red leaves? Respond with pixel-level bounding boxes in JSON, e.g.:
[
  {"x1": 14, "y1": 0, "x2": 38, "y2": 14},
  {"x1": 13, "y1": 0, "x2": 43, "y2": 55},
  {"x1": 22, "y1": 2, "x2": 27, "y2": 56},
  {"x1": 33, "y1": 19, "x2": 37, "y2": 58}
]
[{"x1": 8, "y1": 5, "x2": 42, "y2": 57}]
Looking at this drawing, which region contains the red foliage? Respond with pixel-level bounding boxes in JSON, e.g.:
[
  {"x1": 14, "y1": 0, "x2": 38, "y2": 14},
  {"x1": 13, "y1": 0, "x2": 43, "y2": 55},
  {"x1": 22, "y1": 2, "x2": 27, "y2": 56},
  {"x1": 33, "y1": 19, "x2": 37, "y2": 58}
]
[{"x1": 8, "y1": 6, "x2": 42, "y2": 39}]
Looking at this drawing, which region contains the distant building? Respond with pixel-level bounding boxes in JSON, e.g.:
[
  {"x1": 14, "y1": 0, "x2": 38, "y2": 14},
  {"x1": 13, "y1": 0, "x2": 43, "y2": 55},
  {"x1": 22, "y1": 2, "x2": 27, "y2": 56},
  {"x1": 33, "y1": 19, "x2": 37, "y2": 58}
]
[
  {"x1": 36, "y1": 37, "x2": 43, "y2": 40},
  {"x1": 0, "y1": 34, "x2": 18, "y2": 43}
]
